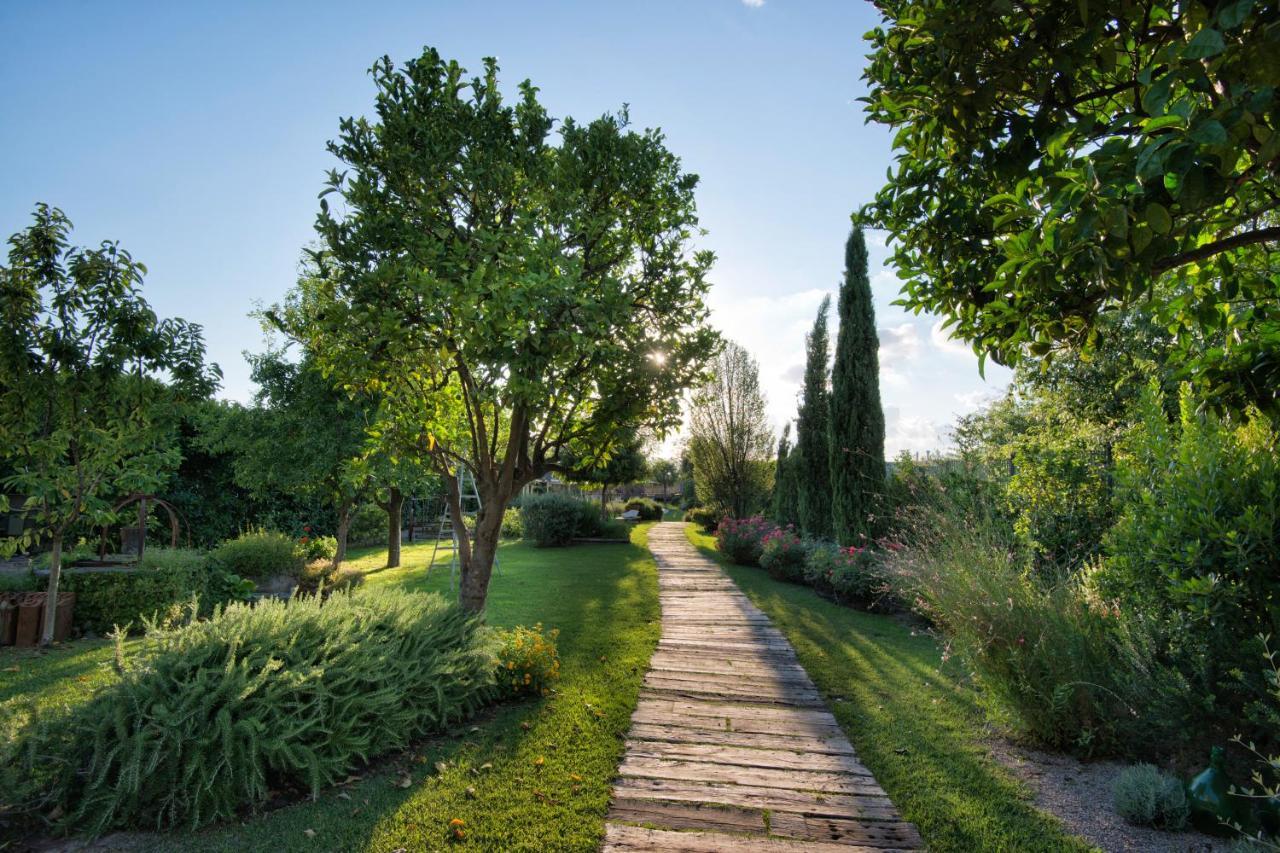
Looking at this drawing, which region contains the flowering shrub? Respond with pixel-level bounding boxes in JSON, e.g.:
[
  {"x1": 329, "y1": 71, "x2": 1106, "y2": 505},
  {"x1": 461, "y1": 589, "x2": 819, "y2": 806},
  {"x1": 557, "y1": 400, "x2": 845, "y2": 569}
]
[
  {"x1": 715, "y1": 516, "x2": 776, "y2": 566},
  {"x1": 759, "y1": 527, "x2": 807, "y2": 582},
  {"x1": 296, "y1": 526, "x2": 337, "y2": 562},
  {"x1": 803, "y1": 542, "x2": 841, "y2": 593},
  {"x1": 829, "y1": 546, "x2": 891, "y2": 606},
  {"x1": 493, "y1": 623, "x2": 561, "y2": 698}
]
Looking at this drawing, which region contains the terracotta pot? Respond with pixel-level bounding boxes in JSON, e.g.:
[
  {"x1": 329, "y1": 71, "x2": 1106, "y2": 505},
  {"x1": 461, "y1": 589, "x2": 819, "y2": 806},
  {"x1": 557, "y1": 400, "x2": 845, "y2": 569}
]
[{"x1": 14, "y1": 593, "x2": 43, "y2": 647}]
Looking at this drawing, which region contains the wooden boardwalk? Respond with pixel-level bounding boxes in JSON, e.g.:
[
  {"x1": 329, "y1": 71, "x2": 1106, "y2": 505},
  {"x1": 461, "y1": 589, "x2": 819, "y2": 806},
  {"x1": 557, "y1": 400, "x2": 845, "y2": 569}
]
[{"x1": 603, "y1": 523, "x2": 922, "y2": 852}]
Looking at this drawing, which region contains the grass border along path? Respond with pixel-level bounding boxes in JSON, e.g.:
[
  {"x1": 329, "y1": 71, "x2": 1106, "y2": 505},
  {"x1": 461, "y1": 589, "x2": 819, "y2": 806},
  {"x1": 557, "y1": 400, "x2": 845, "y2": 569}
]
[
  {"x1": 684, "y1": 524, "x2": 1097, "y2": 853},
  {"x1": 1, "y1": 528, "x2": 661, "y2": 853}
]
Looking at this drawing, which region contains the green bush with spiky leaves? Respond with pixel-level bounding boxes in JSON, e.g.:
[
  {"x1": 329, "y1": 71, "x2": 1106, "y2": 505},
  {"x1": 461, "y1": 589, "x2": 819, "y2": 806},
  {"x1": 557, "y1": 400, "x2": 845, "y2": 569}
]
[{"x1": 5, "y1": 587, "x2": 495, "y2": 835}]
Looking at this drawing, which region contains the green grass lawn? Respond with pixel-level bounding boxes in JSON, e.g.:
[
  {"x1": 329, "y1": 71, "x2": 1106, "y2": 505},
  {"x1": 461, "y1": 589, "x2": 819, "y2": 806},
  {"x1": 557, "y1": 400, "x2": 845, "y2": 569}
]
[
  {"x1": 0, "y1": 528, "x2": 660, "y2": 852},
  {"x1": 685, "y1": 525, "x2": 1096, "y2": 853}
]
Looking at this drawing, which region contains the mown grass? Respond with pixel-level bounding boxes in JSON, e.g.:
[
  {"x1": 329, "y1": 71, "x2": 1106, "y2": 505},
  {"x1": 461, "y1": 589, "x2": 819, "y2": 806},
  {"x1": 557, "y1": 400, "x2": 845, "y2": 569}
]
[
  {"x1": 1, "y1": 528, "x2": 660, "y2": 852},
  {"x1": 685, "y1": 525, "x2": 1096, "y2": 853}
]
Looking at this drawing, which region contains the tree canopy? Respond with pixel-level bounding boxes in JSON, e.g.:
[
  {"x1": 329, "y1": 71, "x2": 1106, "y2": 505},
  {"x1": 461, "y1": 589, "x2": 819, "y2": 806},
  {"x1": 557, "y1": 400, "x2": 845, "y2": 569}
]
[
  {"x1": 861, "y1": 0, "x2": 1280, "y2": 417},
  {"x1": 287, "y1": 48, "x2": 717, "y2": 610},
  {"x1": 0, "y1": 205, "x2": 216, "y2": 642}
]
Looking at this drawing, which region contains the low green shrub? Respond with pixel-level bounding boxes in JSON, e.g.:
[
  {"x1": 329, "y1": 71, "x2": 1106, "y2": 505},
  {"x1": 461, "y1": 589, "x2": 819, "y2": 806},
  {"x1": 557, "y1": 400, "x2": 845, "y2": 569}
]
[
  {"x1": 54, "y1": 549, "x2": 210, "y2": 633},
  {"x1": 759, "y1": 527, "x2": 807, "y2": 582},
  {"x1": 1113, "y1": 764, "x2": 1190, "y2": 830},
  {"x1": 348, "y1": 502, "x2": 385, "y2": 545},
  {"x1": 715, "y1": 516, "x2": 776, "y2": 566},
  {"x1": 210, "y1": 528, "x2": 303, "y2": 580},
  {"x1": 493, "y1": 623, "x2": 561, "y2": 698},
  {"x1": 500, "y1": 507, "x2": 522, "y2": 539},
  {"x1": 6, "y1": 587, "x2": 495, "y2": 834},
  {"x1": 683, "y1": 506, "x2": 719, "y2": 532},
  {"x1": 520, "y1": 493, "x2": 583, "y2": 547},
  {"x1": 623, "y1": 498, "x2": 663, "y2": 521},
  {"x1": 802, "y1": 541, "x2": 840, "y2": 593},
  {"x1": 297, "y1": 559, "x2": 365, "y2": 597}
]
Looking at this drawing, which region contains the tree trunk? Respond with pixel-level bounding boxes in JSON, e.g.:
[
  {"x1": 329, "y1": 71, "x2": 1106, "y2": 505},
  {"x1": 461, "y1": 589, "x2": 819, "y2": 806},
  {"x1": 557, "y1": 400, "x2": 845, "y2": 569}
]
[
  {"x1": 39, "y1": 534, "x2": 63, "y2": 646},
  {"x1": 333, "y1": 498, "x2": 354, "y2": 568},
  {"x1": 386, "y1": 486, "x2": 402, "y2": 568},
  {"x1": 599, "y1": 482, "x2": 610, "y2": 512},
  {"x1": 459, "y1": 486, "x2": 509, "y2": 613}
]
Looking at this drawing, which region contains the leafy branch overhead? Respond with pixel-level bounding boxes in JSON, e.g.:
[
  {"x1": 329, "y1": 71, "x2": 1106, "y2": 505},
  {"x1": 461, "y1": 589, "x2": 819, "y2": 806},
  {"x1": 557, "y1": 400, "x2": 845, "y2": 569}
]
[{"x1": 861, "y1": 0, "x2": 1280, "y2": 416}]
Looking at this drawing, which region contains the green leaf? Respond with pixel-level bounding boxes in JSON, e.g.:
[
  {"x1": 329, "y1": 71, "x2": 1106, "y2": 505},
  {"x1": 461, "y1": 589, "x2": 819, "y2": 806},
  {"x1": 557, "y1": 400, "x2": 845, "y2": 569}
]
[
  {"x1": 1216, "y1": 0, "x2": 1253, "y2": 29},
  {"x1": 1182, "y1": 28, "x2": 1226, "y2": 60},
  {"x1": 1143, "y1": 114, "x2": 1186, "y2": 133},
  {"x1": 1189, "y1": 119, "x2": 1227, "y2": 146},
  {"x1": 1145, "y1": 203, "x2": 1172, "y2": 235}
]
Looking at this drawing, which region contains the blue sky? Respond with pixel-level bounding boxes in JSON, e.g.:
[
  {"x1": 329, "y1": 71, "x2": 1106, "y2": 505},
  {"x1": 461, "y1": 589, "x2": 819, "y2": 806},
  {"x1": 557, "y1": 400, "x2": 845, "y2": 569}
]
[{"x1": 1, "y1": 0, "x2": 1009, "y2": 455}]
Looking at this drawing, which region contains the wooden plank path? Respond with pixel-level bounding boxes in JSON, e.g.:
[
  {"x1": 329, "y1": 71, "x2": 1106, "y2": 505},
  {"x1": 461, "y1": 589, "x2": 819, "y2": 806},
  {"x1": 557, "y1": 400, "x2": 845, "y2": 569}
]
[{"x1": 602, "y1": 523, "x2": 922, "y2": 852}]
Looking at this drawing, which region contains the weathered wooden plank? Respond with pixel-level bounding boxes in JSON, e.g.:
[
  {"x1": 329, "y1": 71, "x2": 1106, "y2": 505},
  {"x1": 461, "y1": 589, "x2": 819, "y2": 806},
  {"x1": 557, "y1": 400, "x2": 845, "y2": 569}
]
[
  {"x1": 627, "y1": 722, "x2": 857, "y2": 755},
  {"x1": 634, "y1": 698, "x2": 841, "y2": 726},
  {"x1": 617, "y1": 757, "x2": 887, "y2": 796},
  {"x1": 769, "y1": 813, "x2": 926, "y2": 848},
  {"x1": 603, "y1": 824, "x2": 915, "y2": 852},
  {"x1": 608, "y1": 797, "x2": 767, "y2": 835},
  {"x1": 623, "y1": 741, "x2": 874, "y2": 775},
  {"x1": 611, "y1": 777, "x2": 899, "y2": 820}
]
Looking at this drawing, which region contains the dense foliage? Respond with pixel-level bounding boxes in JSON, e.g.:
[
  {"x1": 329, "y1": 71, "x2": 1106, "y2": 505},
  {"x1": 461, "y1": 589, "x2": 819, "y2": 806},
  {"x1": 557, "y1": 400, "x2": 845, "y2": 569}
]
[
  {"x1": 0, "y1": 206, "x2": 216, "y2": 643},
  {"x1": 829, "y1": 227, "x2": 885, "y2": 543},
  {"x1": 287, "y1": 47, "x2": 717, "y2": 611},
  {"x1": 796, "y1": 297, "x2": 833, "y2": 538},
  {"x1": 51, "y1": 549, "x2": 245, "y2": 634},
  {"x1": 861, "y1": 0, "x2": 1280, "y2": 417},
  {"x1": 209, "y1": 529, "x2": 304, "y2": 580},
  {"x1": 4, "y1": 588, "x2": 495, "y2": 835},
  {"x1": 518, "y1": 494, "x2": 623, "y2": 547}
]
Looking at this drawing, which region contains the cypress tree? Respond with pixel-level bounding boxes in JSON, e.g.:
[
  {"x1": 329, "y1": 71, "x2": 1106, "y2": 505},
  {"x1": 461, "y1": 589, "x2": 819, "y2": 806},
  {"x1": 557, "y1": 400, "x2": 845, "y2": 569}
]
[
  {"x1": 796, "y1": 296, "x2": 833, "y2": 538},
  {"x1": 770, "y1": 422, "x2": 800, "y2": 526},
  {"x1": 829, "y1": 226, "x2": 886, "y2": 543}
]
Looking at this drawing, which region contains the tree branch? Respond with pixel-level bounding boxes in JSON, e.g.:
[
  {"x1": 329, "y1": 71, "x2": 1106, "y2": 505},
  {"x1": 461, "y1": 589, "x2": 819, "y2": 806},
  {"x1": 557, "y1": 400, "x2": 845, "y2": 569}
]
[{"x1": 1153, "y1": 226, "x2": 1280, "y2": 274}]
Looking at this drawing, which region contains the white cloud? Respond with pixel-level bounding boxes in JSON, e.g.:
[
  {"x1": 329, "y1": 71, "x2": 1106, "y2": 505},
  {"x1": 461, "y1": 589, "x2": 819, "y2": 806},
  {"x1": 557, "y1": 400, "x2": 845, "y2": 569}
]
[
  {"x1": 741, "y1": 0, "x2": 765, "y2": 6},
  {"x1": 884, "y1": 407, "x2": 947, "y2": 456},
  {"x1": 877, "y1": 322, "x2": 920, "y2": 369},
  {"x1": 930, "y1": 319, "x2": 974, "y2": 357},
  {"x1": 953, "y1": 389, "x2": 997, "y2": 412}
]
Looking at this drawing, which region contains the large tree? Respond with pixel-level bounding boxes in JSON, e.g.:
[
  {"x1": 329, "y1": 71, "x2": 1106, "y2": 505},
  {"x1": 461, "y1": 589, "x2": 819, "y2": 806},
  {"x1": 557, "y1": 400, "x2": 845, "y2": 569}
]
[
  {"x1": 688, "y1": 341, "x2": 775, "y2": 518},
  {"x1": 0, "y1": 206, "x2": 216, "y2": 643},
  {"x1": 829, "y1": 227, "x2": 885, "y2": 543},
  {"x1": 796, "y1": 297, "x2": 833, "y2": 537},
  {"x1": 861, "y1": 0, "x2": 1280, "y2": 417},
  {"x1": 293, "y1": 48, "x2": 716, "y2": 611}
]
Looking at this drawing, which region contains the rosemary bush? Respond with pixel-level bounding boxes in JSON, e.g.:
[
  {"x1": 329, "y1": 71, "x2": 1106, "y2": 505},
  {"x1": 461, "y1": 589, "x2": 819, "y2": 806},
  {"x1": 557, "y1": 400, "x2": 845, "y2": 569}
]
[{"x1": 8, "y1": 587, "x2": 495, "y2": 835}]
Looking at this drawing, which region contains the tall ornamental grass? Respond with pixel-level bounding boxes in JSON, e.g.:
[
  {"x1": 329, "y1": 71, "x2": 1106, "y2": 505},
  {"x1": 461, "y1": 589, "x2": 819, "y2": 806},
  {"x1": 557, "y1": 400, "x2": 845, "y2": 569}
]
[
  {"x1": 5, "y1": 587, "x2": 495, "y2": 835},
  {"x1": 889, "y1": 507, "x2": 1186, "y2": 755}
]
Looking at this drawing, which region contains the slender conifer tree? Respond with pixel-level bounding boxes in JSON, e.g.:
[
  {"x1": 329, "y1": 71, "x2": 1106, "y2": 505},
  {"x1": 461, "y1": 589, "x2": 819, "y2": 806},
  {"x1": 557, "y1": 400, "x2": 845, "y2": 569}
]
[{"x1": 829, "y1": 226, "x2": 885, "y2": 543}]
